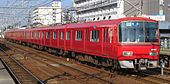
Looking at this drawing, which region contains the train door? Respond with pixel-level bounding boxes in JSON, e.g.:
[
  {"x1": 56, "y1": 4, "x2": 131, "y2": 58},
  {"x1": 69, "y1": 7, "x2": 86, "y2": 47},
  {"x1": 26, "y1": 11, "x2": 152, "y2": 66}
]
[
  {"x1": 102, "y1": 27, "x2": 114, "y2": 56},
  {"x1": 51, "y1": 30, "x2": 58, "y2": 48},
  {"x1": 50, "y1": 30, "x2": 53, "y2": 47},
  {"x1": 84, "y1": 28, "x2": 90, "y2": 51},
  {"x1": 45, "y1": 30, "x2": 50, "y2": 46},
  {"x1": 58, "y1": 29, "x2": 65, "y2": 49},
  {"x1": 40, "y1": 31, "x2": 44, "y2": 46}
]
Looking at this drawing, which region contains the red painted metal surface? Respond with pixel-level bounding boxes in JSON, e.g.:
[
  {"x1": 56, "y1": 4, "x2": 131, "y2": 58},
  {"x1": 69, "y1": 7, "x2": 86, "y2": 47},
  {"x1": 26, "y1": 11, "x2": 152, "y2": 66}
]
[{"x1": 4, "y1": 17, "x2": 160, "y2": 61}]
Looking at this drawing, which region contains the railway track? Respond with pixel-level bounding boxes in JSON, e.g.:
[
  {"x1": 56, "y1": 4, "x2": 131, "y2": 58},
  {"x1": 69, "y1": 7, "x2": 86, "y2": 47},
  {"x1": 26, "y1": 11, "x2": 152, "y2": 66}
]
[
  {"x1": 0, "y1": 43, "x2": 44, "y2": 84},
  {"x1": 3, "y1": 39, "x2": 170, "y2": 84},
  {"x1": 126, "y1": 69, "x2": 170, "y2": 84},
  {"x1": 0, "y1": 57, "x2": 20, "y2": 84},
  {"x1": 5, "y1": 41, "x2": 114, "y2": 84},
  {"x1": 164, "y1": 68, "x2": 170, "y2": 74},
  {"x1": 1, "y1": 39, "x2": 145, "y2": 84},
  {"x1": 140, "y1": 72, "x2": 170, "y2": 84}
]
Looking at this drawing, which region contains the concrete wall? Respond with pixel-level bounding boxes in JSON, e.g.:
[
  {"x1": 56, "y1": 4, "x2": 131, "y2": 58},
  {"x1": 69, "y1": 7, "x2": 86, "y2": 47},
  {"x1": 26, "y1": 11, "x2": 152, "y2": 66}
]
[{"x1": 163, "y1": 0, "x2": 170, "y2": 22}]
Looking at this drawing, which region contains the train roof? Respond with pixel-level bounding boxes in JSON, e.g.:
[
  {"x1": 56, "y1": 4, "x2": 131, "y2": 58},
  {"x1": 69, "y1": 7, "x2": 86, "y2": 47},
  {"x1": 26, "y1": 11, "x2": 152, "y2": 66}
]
[{"x1": 6, "y1": 17, "x2": 157, "y2": 32}]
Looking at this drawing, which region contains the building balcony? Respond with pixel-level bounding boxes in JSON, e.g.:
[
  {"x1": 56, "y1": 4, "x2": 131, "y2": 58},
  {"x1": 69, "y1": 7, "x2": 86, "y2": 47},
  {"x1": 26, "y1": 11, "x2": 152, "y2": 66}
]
[
  {"x1": 76, "y1": 0, "x2": 118, "y2": 12},
  {"x1": 74, "y1": 0, "x2": 86, "y2": 4}
]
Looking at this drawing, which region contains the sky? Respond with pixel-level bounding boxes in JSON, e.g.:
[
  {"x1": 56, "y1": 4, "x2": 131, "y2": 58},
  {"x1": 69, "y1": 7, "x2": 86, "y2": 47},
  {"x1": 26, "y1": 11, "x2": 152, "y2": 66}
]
[{"x1": 0, "y1": 0, "x2": 73, "y2": 27}]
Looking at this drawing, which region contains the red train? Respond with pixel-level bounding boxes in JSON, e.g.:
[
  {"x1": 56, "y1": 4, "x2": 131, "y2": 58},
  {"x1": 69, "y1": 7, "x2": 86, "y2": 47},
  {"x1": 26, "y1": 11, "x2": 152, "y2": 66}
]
[{"x1": 5, "y1": 17, "x2": 160, "y2": 71}]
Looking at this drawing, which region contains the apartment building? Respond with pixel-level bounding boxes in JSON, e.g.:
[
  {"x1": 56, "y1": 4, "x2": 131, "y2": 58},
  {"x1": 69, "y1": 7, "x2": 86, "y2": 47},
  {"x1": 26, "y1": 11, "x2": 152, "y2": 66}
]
[
  {"x1": 32, "y1": 1, "x2": 62, "y2": 25},
  {"x1": 74, "y1": 0, "x2": 159, "y2": 22}
]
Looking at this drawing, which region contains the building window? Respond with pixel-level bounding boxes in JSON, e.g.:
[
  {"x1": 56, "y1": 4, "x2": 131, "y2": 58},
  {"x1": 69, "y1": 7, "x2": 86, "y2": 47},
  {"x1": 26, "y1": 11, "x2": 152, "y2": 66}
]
[
  {"x1": 103, "y1": 17, "x2": 106, "y2": 20},
  {"x1": 61, "y1": 32, "x2": 64, "y2": 40},
  {"x1": 53, "y1": 12, "x2": 56, "y2": 14},
  {"x1": 66, "y1": 31, "x2": 71, "y2": 40},
  {"x1": 108, "y1": 16, "x2": 111, "y2": 19},
  {"x1": 46, "y1": 32, "x2": 50, "y2": 39},
  {"x1": 53, "y1": 32, "x2": 57, "y2": 39},
  {"x1": 76, "y1": 30, "x2": 82, "y2": 40},
  {"x1": 93, "y1": 18, "x2": 95, "y2": 21},
  {"x1": 168, "y1": 4, "x2": 170, "y2": 8},
  {"x1": 90, "y1": 30, "x2": 99, "y2": 42},
  {"x1": 97, "y1": 17, "x2": 100, "y2": 20}
]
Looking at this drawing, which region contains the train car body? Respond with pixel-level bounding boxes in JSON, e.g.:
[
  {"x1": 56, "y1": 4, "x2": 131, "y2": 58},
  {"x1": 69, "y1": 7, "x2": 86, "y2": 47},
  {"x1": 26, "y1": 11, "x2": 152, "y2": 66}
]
[{"x1": 5, "y1": 17, "x2": 160, "y2": 71}]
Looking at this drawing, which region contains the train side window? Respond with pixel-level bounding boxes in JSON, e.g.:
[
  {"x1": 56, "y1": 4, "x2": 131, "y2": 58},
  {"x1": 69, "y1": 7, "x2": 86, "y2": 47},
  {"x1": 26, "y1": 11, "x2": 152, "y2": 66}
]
[
  {"x1": 22, "y1": 32, "x2": 24, "y2": 38},
  {"x1": 109, "y1": 29, "x2": 113, "y2": 43},
  {"x1": 85, "y1": 30, "x2": 89, "y2": 41},
  {"x1": 104, "y1": 29, "x2": 108, "y2": 42},
  {"x1": 16, "y1": 32, "x2": 18, "y2": 37},
  {"x1": 76, "y1": 30, "x2": 82, "y2": 40},
  {"x1": 25, "y1": 32, "x2": 27, "y2": 38},
  {"x1": 36, "y1": 32, "x2": 39, "y2": 39},
  {"x1": 39, "y1": 32, "x2": 41, "y2": 38},
  {"x1": 23, "y1": 32, "x2": 26, "y2": 39},
  {"x1": 66, "y1": 31, "x2": 71, "y2": 40},
  {"x1": 35, "y1": 32, "x2": 37, "y2": 39},
  {"x1": 90, "y1": 30, "x2": 99, "y2": 42},
  {"x1": 42, "y1": 32, "x2": 44, "y2": 38},
  {"x1": 53, "y1": 32, "x2": 57, "y2": 39},
  {"x1": 61, "y1": 32, "x2": 64, "y2": 40},
  {"x1": 46, "y1": 32, "x2": 50, "y2": 39},
  {"x1": 32, "y1": 32, "x2": 34, "y2": 39}
]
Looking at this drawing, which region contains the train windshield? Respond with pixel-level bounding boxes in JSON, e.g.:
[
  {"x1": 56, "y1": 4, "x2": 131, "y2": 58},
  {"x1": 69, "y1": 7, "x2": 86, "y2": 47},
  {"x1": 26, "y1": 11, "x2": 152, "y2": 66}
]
[{"x1": 119, "y1": 21, "x2": 158, "y2": 42}]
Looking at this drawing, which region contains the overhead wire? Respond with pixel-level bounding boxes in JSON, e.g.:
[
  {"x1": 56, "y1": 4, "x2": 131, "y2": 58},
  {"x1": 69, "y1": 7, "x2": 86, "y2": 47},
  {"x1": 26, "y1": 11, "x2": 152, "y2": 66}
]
[{"x1": 1, "y1": 0, "x2": 73, "y2": 27}]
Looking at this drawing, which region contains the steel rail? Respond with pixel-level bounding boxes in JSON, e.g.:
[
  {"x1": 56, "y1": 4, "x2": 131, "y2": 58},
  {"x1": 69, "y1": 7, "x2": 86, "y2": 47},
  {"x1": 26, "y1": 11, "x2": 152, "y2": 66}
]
[
  {"x1": 0, "y1": 57, "x2": 21, "y2": 84},
  {"x1": 9, "y1": 56, "x2": 44, "y2": 84}
]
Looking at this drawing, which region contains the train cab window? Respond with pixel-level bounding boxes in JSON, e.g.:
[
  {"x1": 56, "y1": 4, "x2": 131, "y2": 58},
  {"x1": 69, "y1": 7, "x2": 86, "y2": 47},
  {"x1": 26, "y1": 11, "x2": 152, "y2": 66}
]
[
  {"x1": 46, "y1": 32, "x2": 50, "y2": 39},
  {"x1": 66, "y1": 31, "x2": 71, "y2": 40},
  {"x1": 119, "y1": 21, "x2": 158, "y2": 42},
  {"x1": 90, "y1": 30, "x2": 99, "y2": 42},
  {"x1": 76, "y1": 30, "x2": 82, "y2": 40},
  {"x1": 53, "y1": 32, "x2": 57, "y2": 39},
  {"x1": 61, "y1": 32, "x2": 64, "y2": 40}
]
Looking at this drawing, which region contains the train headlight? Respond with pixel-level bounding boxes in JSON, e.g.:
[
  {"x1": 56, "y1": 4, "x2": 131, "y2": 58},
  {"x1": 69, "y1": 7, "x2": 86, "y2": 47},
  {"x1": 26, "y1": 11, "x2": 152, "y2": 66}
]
[
  {"x1": 149, "y1": 51, "x2": 158, "y2": 56},
  {"x1": 123, "y1": 51, "x2": 133, "y2": 56}
]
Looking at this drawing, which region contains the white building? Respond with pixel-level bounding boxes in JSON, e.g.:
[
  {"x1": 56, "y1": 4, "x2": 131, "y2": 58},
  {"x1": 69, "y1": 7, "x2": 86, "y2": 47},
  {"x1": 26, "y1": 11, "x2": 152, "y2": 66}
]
[
  {"x1": 32, "y1": 1, "x2": 62, "y2": 26},
  {"x1": 74, "y1": 0, "x2": 159, "y2": 22}
]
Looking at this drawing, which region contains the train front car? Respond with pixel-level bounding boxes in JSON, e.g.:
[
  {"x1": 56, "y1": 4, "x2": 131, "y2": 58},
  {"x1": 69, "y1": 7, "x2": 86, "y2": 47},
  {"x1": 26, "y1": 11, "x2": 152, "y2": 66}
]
[{"x1": 117, "y1": 18, "x2": 159, "y2": 71}]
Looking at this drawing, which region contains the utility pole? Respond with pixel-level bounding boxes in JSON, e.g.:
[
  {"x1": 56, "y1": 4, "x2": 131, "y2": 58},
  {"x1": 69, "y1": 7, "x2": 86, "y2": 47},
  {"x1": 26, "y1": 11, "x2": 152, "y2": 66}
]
[{"x1": 140, "y1": 0, "x2": 143, "y2": 15}]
